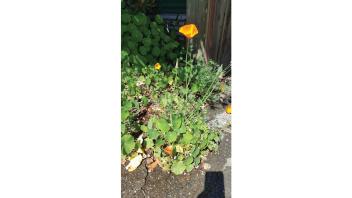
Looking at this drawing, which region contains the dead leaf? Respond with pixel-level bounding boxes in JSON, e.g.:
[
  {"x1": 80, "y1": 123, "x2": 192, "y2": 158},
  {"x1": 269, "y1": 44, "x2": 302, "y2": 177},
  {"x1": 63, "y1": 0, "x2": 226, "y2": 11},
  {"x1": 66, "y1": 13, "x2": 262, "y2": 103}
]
[
  {"x1": 126, "y1": 154, "x2": 143, "y2": 172},
  {"x1": 146, "y1": 158, "x2": 160, "y2": 172}
]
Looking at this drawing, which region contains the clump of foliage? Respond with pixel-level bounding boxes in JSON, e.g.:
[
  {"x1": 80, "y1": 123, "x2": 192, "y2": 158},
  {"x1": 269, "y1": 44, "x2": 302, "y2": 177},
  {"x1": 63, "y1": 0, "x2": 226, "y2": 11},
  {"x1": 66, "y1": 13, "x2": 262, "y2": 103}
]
[
  {"x1": 121, "y1": 3, "x2": 230, "y2": 175},
  {"x1": 121, "y1": 51, "x2": 229, "y2": 174},
  {"x1": 121, "y1": 7, "x2": 181, "y2": 67}
]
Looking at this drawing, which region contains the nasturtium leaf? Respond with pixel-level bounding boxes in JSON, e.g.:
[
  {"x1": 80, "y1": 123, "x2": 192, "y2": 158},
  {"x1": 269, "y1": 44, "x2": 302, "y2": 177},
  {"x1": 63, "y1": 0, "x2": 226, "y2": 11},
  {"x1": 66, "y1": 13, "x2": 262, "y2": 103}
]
[
  {"x1": 171, "y1": 161, "x2": 186, "y2": 175},
  {"x1": 194, "y1": 157, "x2": 201, "y2": 166},
  {"x1": 140, "y1": 125, "x2": 148, "y2": 133},
  {"x1": 154, "y1": 147, "x2": 161, "y2": 157},
  {"x1": 144, "y1": 138, "x2": 154, "y2": 149},
  {"x1": 181, "y1": 133, "x2": 193, "y2": 144},
  {"x1": 147, "y1": 129, "x2": 159, "y2": 140},
  {"x1": 199, "y1": 140, "x2": 209, "y2": 149},
  {"x1": 193, "y1": 130, "x2": 201, "y2": 140},
  {"x1": 176, "y1": 125, "x2": 186, "y2": 134},
  {"x1": 186, "y1": 164, "x2": 194, "y2": 172},
  {"x1": 156, "y1": 118, "x2": 170, "y2": 132},
  {"x1": 177, "y1": 155, "x2": 184, "y2": 161},
  {"x1": 122, "y1": 110, "x2": 129, "y2": 121},
  {"x1": 146, "y1": 78, "x2": 151, "y2": 85},
  {"x1": 123, "y1": 101, "x2": 133, "y2": 110},
  {"x1": 142, "y1": 96, "x2": 148, "y2": 106},
  {"x1": 155, "y1": 138, "x2": 165, "y2": 147},
  {"x1": 172, "y1": 115, "x2": 182, "y2": 129},
  {"x1": 165, "y1": 131, "x2": 177, "y2": 143},
  {"x1": 208, "y1": 132, "x2": 216, "y2": 141},
  {"x1": 200, "y1": 141, "x2": 208, "y2": 149},
  {"x1": 214, "y1": 136, "x2": 220, "y2": 142},
  {"x1": 121, "y1": 124, "x2": 126, "y2": 134},
  {"x1": 184, "y1": 156, "x2": 193, "y2": 165},
  {"x1": 147, "y1": 118, "x2": 154, "y2": 129},
  {"x1": 122, "y1": 134, "x2": 135, "y2": 155},
  {"x1": 192, "y1": 148, "x2": 200, "y2": 157}
]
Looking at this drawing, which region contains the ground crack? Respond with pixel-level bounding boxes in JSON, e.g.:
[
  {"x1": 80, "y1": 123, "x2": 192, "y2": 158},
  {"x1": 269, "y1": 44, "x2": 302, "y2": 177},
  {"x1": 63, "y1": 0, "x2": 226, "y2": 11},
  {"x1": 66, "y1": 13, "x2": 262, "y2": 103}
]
[{"x1": 140, "y1": 162, "x2": 149, "y2": 198}]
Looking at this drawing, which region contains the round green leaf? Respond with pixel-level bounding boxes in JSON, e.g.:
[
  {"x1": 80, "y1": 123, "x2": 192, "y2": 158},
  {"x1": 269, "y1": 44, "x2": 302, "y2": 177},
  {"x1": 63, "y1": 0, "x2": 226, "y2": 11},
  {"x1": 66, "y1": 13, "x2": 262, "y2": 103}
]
[
  {"x1": 165, "y1": 131, "x2": 178, "y2": 143},
  {"x1": 121, "y1": 134, "x2": 135, "y2": 155},
  {"x1": 171, "y1": 161, "x2": 186, "y2": 175},
  {"x1": 156, "y1": 118, "x2": 170, "y2": 133},
  {"x1": 147, "y1": 129, "x2": 159, "y2": 140}
]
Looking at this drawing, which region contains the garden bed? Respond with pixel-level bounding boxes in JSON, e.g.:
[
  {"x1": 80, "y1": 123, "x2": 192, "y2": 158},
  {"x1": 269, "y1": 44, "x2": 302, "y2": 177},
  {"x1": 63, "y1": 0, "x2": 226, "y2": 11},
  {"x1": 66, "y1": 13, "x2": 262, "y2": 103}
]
[{"x1": 121, "y1": 1, "x2": 231, "y2": 196}]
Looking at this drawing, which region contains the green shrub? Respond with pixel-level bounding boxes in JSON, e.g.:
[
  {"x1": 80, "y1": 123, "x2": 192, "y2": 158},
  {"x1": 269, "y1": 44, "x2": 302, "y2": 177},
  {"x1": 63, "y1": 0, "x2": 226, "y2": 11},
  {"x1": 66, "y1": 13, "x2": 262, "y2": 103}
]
[
  {"x1": 122, "y1": 7, "x2": 182, "y2": 68},
  {"x1": 121, "y1": 51, "x2": 227, "y2": 174}
]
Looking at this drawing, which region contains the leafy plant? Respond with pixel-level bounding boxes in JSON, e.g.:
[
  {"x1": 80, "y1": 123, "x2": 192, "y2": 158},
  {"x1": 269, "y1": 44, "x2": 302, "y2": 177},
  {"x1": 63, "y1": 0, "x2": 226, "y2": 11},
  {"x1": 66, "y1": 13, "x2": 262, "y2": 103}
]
[
  {"x1": 122, "y1": 7, "x2": 182, "y2": 69},
  {"x1": 121, "y1": 9, "x2": 230, "y2": 175},
  {"x1": 121, "y1": 56, "x2": 226, "y2": 175}
]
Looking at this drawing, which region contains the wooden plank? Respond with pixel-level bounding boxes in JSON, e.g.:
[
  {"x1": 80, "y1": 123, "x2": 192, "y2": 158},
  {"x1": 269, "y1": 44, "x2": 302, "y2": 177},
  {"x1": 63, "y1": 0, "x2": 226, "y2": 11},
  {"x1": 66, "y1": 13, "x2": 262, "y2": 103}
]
[
  {"x1": 205, "y1": 0, "x2": 231, "y2": 67},
  {"x1": 186, "y1": 0, "x2": 208, "y2": 54}
]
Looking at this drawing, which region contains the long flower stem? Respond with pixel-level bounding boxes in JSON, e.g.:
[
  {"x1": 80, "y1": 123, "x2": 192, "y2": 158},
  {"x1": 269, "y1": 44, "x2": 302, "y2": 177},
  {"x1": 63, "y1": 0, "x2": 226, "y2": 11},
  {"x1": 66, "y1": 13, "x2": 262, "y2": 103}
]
[{"x1": 185, "y1": 40, "x2": 190, "y2": 101}]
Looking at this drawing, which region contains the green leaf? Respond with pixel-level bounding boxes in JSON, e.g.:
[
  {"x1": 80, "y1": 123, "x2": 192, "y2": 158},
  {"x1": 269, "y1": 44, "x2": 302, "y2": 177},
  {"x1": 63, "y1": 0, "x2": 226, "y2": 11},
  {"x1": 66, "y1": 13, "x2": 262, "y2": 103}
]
[
  {"x1": 141, "y1": 96, "x2": 148, "y2": 106},
  {"x1": 171, "y1": 161, "x2": 186, "y2": 175},
  {"x1": 121, "y1": 134, "x2": 135, "y2": 155},
  {"x1": 155, "y1": 138, "x2": 165, "y2": 147},
  {"x1": 194, "y1": 157, "x2": 201, "y2": 166},
  {"x1": 121, "y1": 110, "x2": 129, "y2": 121},
  {"x1": 172, "y1": 115, "x2": 182, "y2": 129},
  {"x1": 165, "y1": 131, "x2": 178, "y2": 143},
  {"x1": 144, "y1": 138, "x2": 154, "y2": 149},
  {"x1": 156, "y1": 118, "x2": 170, "y2": 133},
  {"x1": 147, "y1": 119, "x2": 154, "y2": 129},
  {"x1": 176, "y1": 125, "x2": 186, "y2": 134},
  {"x1": 121, "y1": 124, "x2": 126, "y2": 134},
  {"x1": 193, "y1": 130, "x2": 201, "y2": 140},
  {"x1": 147, "y1": 129, "x2": 159, "y2": 140},
  {"x1": 184, "y1": 156, "x2": 193, "y2": 165},
  {"x1": 191, "y1": 84, "x2": 199, "y2": 93},
  {"x1": 208, "y1": 132, "x2": 216, "y2": 141},
  {"x1": 186, "y1": 164, "x2": 194, "y2": 172},
  {"x1": 181, "y1": 133, "x2": 193, "y2": 144},
  {"x1": 192, "y1": 148, "x2": 200, "y2": 157},
  {"x1": 140, "y1": 125, "x2": 148, "y2": 133}
]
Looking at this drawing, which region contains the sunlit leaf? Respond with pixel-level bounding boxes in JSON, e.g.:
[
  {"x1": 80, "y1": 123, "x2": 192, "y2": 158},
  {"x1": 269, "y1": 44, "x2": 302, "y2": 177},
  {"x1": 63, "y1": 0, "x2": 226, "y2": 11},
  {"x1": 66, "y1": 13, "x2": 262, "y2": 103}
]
[
  {"x1": 156, "y1": 118, "x2": 170, "y2": 133},
  {"x1": 171, "y1": 161, "x2": 186, "y2": 175}
]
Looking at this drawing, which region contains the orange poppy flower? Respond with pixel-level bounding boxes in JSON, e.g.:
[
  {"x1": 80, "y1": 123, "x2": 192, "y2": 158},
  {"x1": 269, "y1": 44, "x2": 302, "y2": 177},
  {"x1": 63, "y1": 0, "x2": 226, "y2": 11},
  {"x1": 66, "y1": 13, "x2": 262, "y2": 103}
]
[
  {"x1": 154, "y1": 63, "x2": 161, "y2": 70},
  {"x1": 226, "y1": 104, "x2": 231, "y2": 114},
  {"x1": 164, "y1": 145, "x2": 173, "y2": 155},
  {"x1": 179, "y1": 24, "x2": 198, "y2": 39}
]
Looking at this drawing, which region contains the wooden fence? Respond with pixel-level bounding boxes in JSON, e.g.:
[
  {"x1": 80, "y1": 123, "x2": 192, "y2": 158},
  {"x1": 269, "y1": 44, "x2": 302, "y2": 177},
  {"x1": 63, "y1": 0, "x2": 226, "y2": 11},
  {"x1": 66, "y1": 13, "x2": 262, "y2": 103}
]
[{"x1": 187, "y1": 0, "x2": 231, "y2": 67}]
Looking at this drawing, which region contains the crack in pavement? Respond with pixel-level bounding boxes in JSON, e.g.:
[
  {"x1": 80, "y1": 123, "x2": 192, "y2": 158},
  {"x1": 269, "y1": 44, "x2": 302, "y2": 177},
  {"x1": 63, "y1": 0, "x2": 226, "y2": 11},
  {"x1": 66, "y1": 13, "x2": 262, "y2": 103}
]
[{"x1": 140, "y1": 162, "x2": 149, "y2": 198}]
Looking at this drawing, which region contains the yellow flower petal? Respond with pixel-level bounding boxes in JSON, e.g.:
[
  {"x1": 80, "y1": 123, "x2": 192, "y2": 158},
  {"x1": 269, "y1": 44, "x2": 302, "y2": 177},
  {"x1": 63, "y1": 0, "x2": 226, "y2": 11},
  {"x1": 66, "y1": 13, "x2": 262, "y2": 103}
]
[
  {"x1": 179, "y1": 24, "x2": 198, "y2": 39},
  {"x1": 154, "y1": 63, "x2": 161, "y2": 70},
  {"x1": 226, "y1": 104, "x2": 231, "y2": 114}
]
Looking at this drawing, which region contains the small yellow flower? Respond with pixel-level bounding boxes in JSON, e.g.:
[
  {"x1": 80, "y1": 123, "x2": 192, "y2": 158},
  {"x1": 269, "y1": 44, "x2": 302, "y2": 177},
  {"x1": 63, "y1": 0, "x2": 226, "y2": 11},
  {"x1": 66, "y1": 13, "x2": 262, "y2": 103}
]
[
  {"x1": 226, "y1": 104, "x2": 231, "y2": 114},
  {"x1": 154, "y1": 63, "x2": 161, "y2": 70},
  {"x1": 179, "y1": 24, "x2": 198, "y2": 39}
]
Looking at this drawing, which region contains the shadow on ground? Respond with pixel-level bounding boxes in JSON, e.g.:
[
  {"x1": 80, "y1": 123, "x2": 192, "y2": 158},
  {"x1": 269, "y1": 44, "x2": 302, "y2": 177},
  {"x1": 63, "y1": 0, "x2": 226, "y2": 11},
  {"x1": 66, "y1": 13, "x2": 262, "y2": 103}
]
[{"x1": 197, "y1": 171, "x2": 225, "y2": 198}]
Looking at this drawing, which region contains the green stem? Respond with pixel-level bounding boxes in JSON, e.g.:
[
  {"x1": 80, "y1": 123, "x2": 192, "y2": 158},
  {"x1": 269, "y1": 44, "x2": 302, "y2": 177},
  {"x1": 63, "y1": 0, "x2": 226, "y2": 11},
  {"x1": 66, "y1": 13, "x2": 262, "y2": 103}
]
[{"x1": 185, "y1": 40, "x2": 190, "y2": 101}]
